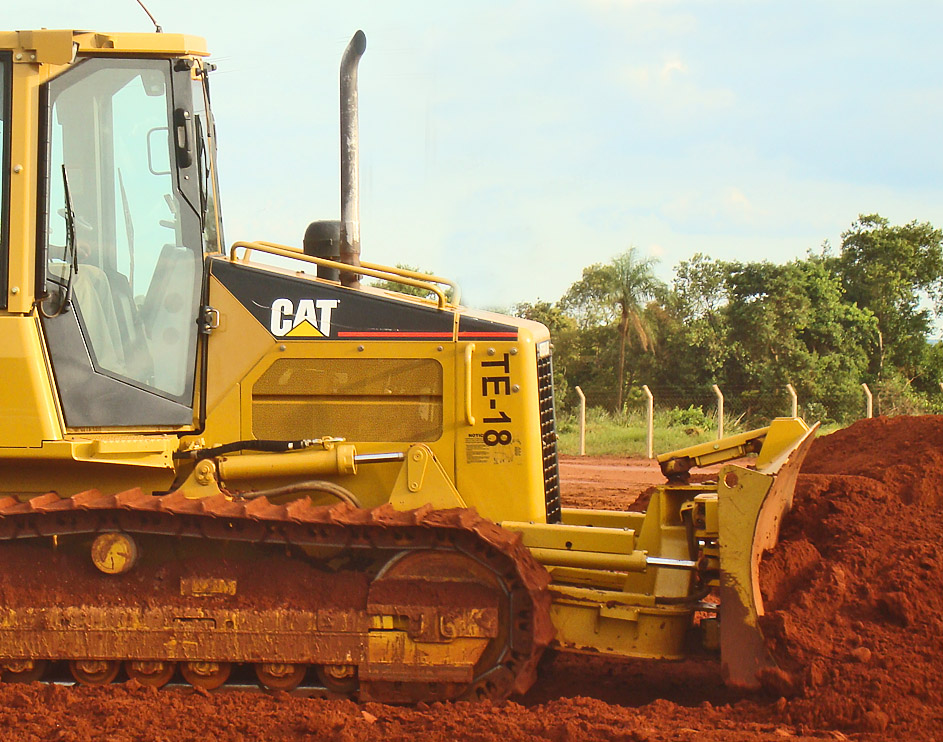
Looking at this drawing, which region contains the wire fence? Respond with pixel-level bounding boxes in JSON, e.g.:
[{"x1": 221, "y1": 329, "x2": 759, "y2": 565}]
[
  {"x1": 564, "y1": 380, "x2": 933, "y2": 458},
  {"x1": 563, "y1": 379, "x2": 939, "y2": 425}
]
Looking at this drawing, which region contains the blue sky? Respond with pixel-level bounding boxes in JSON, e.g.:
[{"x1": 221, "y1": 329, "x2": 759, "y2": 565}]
[{"x1": 10, "y1": 1, "x2": 943, "y2": 309}]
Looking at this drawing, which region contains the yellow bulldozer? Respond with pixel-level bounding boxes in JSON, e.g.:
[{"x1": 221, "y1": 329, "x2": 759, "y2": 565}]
[{"x1": 0, "y1": 28, "x2": 816, "y2": 701}]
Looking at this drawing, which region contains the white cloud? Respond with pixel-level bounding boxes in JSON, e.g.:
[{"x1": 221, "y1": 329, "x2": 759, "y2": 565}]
[
  {"x1": 619, "y1": 56, "x2": 735, "y2": 116},
  {"x1": 724, "y1": 187, "x2": 760, "y2": 219},
  {"x1": 660, "y1": 58, "x2": 688, "y2": 80},
  {"x1": 659, "y1": 185, "x2": 763, "y2": 228}
]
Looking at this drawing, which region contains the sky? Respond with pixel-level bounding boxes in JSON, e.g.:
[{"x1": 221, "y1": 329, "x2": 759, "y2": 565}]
[{"x1": 8, "y1": 1, "x2": 943, "y2": 310}]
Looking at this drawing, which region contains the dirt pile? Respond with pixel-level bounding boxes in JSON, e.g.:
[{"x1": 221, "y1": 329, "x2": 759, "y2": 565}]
[
  {"x1": 0, "y1": 681, "x2": 831, "y2": 742},
  {"x1": 759, "y1": 415, "x2": 943, "y2": 738}
]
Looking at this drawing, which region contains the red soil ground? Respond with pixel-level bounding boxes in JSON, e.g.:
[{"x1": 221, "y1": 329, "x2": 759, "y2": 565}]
[{"x1": 2, "y1": 417, "x2": 941, "y2": 741}]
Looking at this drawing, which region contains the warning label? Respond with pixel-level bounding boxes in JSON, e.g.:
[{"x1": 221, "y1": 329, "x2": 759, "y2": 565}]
[{"x1": 465, "y1": 434, "x2": 522, "y2": 465}]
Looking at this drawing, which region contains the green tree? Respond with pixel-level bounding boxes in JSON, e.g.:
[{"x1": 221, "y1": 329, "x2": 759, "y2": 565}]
[
  {"x1": 652, "y1": 254, "x2": 877, "y2": 423},
  {"x1": 661, "y1": 254, "x2": 733, "y2": 393},
  {"x1": 834, "y1": 215, "x2": 943, "y2": 379},
  {"x1": 370, "y1": 264, "x2": 453, "y2": 301},
  {"x1": 512, "y1": 300, "x2": 577, "y2": 407},
  {"x1": 722, "y1": 258, "x2": 876, "y2": 422},
  {"x1": 560, "y1": 248, "x2": 663, "y2": 411},
  {"x1": 512, "y1": 300, "x2": 576, "y2": 338}
]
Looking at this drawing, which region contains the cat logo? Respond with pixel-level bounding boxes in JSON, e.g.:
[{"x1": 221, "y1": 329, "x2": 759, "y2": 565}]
[{"x1": 269, "y1": 298, "x2": 339, "y2": 338}]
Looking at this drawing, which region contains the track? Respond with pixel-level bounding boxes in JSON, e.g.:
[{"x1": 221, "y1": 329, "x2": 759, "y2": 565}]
[{"x1": 0, "y1": 490, "x2": 553, "y2": 702}]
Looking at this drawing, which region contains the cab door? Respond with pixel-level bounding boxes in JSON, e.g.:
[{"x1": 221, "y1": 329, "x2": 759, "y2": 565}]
[{"x1": 38, "y1": 58, "x2": 205, "y2": 429}]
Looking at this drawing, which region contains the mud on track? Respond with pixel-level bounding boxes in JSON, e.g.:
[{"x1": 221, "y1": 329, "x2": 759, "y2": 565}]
[{"x1": 2, "y1": 418, "x2": 942, "y2": 741}]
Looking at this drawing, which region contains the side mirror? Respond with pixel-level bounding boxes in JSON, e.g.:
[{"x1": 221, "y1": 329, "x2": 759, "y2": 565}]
[{"x1": 146, "y1": 127, "x2": 172, "y2": 176}]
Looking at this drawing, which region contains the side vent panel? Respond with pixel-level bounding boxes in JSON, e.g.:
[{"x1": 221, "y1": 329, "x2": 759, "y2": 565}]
[{"x1": 252, "y1": 358, "x2": 443, "y2": 442}]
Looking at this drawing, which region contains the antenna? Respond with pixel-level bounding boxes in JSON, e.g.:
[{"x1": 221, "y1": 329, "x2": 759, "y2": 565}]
[{"x1": 135, "y1": 0, "x2": 163, "y2": 33}]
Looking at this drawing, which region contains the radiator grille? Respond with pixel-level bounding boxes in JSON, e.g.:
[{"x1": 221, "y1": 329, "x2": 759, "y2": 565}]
[
  {"x1": 252, "y1": 358, "x2": 443, "y2": 442},
  {"x1": 537, "y1": 354, "x2": 562, "y2": 523}
]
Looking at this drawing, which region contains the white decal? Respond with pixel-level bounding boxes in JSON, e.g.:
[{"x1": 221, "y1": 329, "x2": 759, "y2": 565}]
[
  {"x1": 270, "y1": 298, "x2": 294, "y2": 336},
  {"x1": 315, "y1": 299, "x2": 338, "y2": 336},
  {"x1": 268, "y1": 298, "x2": 341, "y2": 337}
]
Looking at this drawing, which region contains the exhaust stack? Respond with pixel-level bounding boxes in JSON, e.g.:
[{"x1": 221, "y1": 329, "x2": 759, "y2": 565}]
[{"x1": 339, "y1": 30, "x2": 366, "y2": 288}]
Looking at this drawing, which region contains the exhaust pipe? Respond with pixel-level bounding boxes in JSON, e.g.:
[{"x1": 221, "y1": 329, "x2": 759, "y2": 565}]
[{"x1": 339, "y1": 30, "x2": 367, "y2": 288}]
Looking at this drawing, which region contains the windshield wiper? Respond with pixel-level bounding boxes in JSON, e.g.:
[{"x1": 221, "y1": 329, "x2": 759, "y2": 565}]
[{"x1": 41, "y1": 164, "x2": 79, "y2": 318}]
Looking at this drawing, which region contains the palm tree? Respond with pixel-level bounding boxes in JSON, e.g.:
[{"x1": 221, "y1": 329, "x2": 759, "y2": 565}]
[
  {"x1": 562, "y1": 247, "x2": 661, "y2": 411},
  {"x1": 609, "y1": 249, "x2": 660, "y2": 410}
]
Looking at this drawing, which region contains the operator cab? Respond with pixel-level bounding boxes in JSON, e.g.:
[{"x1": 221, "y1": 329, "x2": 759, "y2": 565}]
[{"x1": 39, "y1": 52, "x2": 222, "y2": 428}]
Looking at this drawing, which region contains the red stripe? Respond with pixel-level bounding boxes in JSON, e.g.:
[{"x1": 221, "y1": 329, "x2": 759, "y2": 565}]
[
  {"x1": 335, "y1": 330, "x2": 519, "y2": 339},
  {"x1": 337, "y1": 331, "x2": 453, "y2": 338}
]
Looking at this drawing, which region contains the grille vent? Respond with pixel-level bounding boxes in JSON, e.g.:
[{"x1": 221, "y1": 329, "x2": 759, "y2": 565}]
[{"x1": 537, "y1": 354, "x2": 562, "y2": 523}]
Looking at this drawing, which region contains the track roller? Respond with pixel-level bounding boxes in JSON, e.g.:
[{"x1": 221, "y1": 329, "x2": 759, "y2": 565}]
[
  {"x1": 126, "y1": 660, "x2": 176, "y2": 688},
  {"x1": 317, "y1": 664, "x2": 358, "y2": 694},
  {"x1": 1, "y1": 659, "x2": 47, "y2": 683},
  {"x1": 69, "y1": 659, "x2": 120, "y2": 685},
  {"x1": 181, "y1": 661, "x2": 231, "y2": 690},
  {"x1": 255, "y1": 663, "x2": 307, "y2": 691}
]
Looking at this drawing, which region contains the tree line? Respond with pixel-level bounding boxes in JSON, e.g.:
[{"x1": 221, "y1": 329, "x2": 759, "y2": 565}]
[{"x1": 513, "y1": 214, "x2": 943, "y2": 425}]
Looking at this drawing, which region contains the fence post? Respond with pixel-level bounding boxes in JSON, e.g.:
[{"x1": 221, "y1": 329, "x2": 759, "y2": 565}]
[
  {"x1": 575, "y1": 386, "x2": 586, "y2": 456},
  {"x1": 786, "y1": 383, "x2": 798, "y2": 418},
  {"x1": 642, "y1": 385, "x2": 654, "y2": 459},
  {"x1": 712, "y1": 384, "x2": 724, "y2": 440},
  {"x1": 861, "y1": 383, "x2": 873, "y2": 419}
]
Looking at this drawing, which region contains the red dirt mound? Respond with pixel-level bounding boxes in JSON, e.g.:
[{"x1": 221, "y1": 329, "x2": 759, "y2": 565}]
[
  {"x1": 759, "y1": 415, "x2": 943, "y2": 739},
  {"x1": 799, "y1": 414, "x2": 943, "y2": 504}
]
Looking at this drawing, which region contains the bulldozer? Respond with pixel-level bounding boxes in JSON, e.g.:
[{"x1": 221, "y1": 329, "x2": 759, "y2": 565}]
[{"x1": 0, "y1": 28, "x2": 816, "y2": 701}]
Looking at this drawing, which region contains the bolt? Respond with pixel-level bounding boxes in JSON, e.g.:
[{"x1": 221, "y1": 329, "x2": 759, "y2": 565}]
[{"x1": 195, "y1": 461, "x2": 215, "y2": 486}]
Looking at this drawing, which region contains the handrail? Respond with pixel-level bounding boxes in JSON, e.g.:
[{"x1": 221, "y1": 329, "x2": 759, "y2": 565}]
[
  {"x1": 464, "y1": 343, "x2": 476, "y2": 426},
  {"x1": 229, "y1": 240, "x2": 452, "y2": 310},
  {"x1": 359, "y1": 260, "x2": 461, "y2": 306},
  {"x1": 257, "y1": 241, "x2": 459, "y2": 305}
]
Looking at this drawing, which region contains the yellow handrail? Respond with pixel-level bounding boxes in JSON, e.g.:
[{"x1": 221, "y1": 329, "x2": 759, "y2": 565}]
[
  {"x1": 229, "y1": 240, "x2": 455, "y2": 310},
  {"x1": 359, "y1": 260, "x2": 461, "y2": 306},
  {"x1": 464, "y1": 343, "x2": 476, "y2": 426}
]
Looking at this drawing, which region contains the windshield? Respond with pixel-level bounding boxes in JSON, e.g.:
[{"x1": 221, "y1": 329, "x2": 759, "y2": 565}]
[{"x1": 43, "y1": 58, "x2": 204, "y2": 401}]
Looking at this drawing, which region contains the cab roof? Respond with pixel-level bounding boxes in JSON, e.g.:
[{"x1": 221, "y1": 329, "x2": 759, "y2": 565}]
[{"x1": 0, "y1": 29, "x2": 208, "y2": 64}]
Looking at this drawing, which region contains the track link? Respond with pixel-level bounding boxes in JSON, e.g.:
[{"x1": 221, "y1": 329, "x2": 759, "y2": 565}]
[{"x1": 0, "y1": 489, "x2": 553, "y2": 702}]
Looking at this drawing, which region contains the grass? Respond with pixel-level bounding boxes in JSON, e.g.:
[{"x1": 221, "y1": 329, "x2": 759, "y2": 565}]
[
  {"x1": 556, "y1": 407, "x2": 728, "y2": 457},
  {"x1": 555, "y1": 406, "x2": 844, "y2": 457}
]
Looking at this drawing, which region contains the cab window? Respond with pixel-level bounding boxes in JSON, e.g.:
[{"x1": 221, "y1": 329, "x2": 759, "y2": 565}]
[{"x1": 42, "y1": 58, "x2": 203, "y2": 402}]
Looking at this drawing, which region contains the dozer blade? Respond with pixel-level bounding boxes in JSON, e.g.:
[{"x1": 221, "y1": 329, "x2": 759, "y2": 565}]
[{"x1": 717, "y1": 419, "x2": 819, "y2": 688}]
